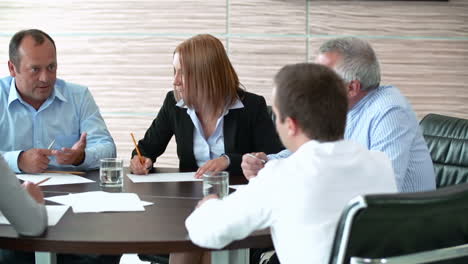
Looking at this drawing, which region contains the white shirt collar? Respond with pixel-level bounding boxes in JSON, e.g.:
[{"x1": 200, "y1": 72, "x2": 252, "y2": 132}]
[{"x1": 176, "y1": 98, "x2": 244, "y2": 112}]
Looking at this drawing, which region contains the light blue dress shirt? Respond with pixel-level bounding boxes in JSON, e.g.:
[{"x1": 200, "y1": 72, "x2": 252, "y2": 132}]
[
  {"x1": 268, "y1": 85, "x2": 436, "y2": 193},
  {"x1": 176, "y1": 99, "x2": 244, "y2": 167},
  {"x1": 0, "y1": 76, "x2": 116, "y2": 173}
]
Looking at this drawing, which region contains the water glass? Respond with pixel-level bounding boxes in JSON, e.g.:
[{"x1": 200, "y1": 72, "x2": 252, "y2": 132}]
[
  {"x1": 202, "y1": 171, "x2": 229, "y2": 199},
  {"x1": 100, "y1": 158, "x2": 124, "y2": 187}
]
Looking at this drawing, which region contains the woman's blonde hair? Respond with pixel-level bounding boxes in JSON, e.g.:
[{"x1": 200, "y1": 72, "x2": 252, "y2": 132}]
[{"x1": 174, "y1": 34, "x2": 240, "y2": 117}]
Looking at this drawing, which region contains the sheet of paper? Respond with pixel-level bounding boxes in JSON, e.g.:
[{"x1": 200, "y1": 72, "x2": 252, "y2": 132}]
[
  {"x1": 17, "y1": 173, "x2": 94, "y2": 186},
  {"x1": 71, "y1": 192, "x2": 145, "y2": 213},
  {"x1": 44, "y1": 194, "x2": 154, "y2": 206},
  {"x1": 46, "y1": 205, "x2": 70, "y2": 226},
  {"x1": 46, "y1": 191, "x2": 145, "y2": 213},
  {"x1": 127, "y1": 172, "x2": 201, "y2": 183},
  {"x1": 46, "y1": 193, "x2": 153, "y2": 208},
  {"x1": 0, "y1": 205, "x2": 69, "y2": 226},
  {"x1": 230, "y1": 184, "x2": 247, "y2": 191},
  {"x1": 141, "y1": 201, "x2": 154, "y2": 207},
  {"x1": 45, "y1": 194, "x2": 74, "y2": 205}
]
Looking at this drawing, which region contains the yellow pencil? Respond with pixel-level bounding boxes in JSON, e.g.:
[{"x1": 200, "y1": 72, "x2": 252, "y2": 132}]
[
  {"x1": 35, "y1": 177, "x2": 51, "y2": 186},
  {"x1": 130, "y1": 133, "x2": 144, "y2": 165}
]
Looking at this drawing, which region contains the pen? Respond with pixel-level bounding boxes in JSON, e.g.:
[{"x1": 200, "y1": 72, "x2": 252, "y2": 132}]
[
  {"x1": 47, "y1": 139, "x2": 56, "y2": 150},
  {"x1": 35, "y1": 177, "x2": 51, "y2": 186},
  {"x1": 130, "y1": 133, "x2": 144, "y2": 164},
  {"x1": 246, "y1": 153, "x2": 266, "y2": 164}
]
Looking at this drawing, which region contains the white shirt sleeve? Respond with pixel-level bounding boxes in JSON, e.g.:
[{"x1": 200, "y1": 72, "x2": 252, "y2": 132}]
[
  {"x1": 185, "y1": 165, "x2": 277, "y2": 249},
  {"x1": 0, "y1": 155, "x2": 47, "y2": 236}
]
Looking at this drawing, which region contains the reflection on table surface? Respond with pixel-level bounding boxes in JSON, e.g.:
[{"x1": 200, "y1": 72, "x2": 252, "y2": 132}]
[
  {"x1": 40, "y1": 167, "x2": 248, "y2": 198},
  {"x1": 0, "y1": 167, "x2": 270, "y2": 256}
]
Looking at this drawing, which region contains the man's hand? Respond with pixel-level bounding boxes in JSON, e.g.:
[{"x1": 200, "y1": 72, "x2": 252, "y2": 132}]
[
  {"x1": 196, "y1": 194, "x2": 219, "y2": 208},
  {"x1": 53, "y1": 133, "x2": 87, "y2": 166},
  {"x1": 22, "y1": 181, "x2": 45, "y2": 204},
  {"x1": 241, "y1": 152, "x2": 267, "y2": 181},
  {"x1": 195, "y1": 156, "x2": 229, "y2": 179},
  {"x1": 18, "y1": 149, "x2": 53, "y2": 173},
  {"x1": 129, "y1": 155, "x2": 153, "y2": 175}
]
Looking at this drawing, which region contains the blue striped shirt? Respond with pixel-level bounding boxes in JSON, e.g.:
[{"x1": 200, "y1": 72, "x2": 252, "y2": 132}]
[
  {"x1": 268, "y1": 85, "x2": 436, "y2": 192},
  {"x1": 0, "y1": 76, "x2": 116, "y2": 173}
]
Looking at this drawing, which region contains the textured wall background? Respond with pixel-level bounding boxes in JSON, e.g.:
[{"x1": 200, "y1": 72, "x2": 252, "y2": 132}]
[{"x1": 1, "y1": 0, "x2": 467, "y2": 167}]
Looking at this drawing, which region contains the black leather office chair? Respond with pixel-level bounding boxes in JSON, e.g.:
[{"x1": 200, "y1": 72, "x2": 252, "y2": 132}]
[
  {"x1": 328, "y1": 183, "x2": 468, "y2": 264},
  {"x1": 420, "y1": 113, "x2": 468, "y2": 188}
]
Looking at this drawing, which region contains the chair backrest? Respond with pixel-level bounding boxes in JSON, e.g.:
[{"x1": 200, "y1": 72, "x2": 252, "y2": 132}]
[
  {"x1": 420, "y1": 113, "x2": 468, "y2": 188},
  {"x1": 329, "y1": 183, "x2": 468, "y2": 264}
]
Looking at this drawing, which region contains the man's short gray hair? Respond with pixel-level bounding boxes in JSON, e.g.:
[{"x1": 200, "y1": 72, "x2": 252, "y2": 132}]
[{"x1": 319, "y1": 37, "x2": 381, "y2": 91}]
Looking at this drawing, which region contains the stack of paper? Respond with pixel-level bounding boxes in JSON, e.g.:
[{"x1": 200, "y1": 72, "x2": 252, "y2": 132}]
[
  {"x1": 45, "y1": 191, "x2": 153, "y2": 213},
  {"x1": 0, "y1": 205, "x2": 69, "y2": 226},
  {"x1": 16, "y1": 173, "x2": 94, "y2": 186},
  {"x1": 127, "y1": 172, "x2": 202, "y2": 183}
]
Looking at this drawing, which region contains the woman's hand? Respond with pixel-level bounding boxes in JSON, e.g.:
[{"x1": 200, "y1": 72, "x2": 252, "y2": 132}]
[
  {"x1": 129, "y1": 155, "x2": 153, "y2": 175},
  {"x1": 195, "y1": 156, "x2": 229, "y2": 178}
]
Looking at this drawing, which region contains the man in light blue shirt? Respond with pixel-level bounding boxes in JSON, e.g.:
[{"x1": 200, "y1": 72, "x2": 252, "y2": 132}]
[
  {"x1": 0, "y1": 29, "x2": 116, "y2": 174},
  {"x1": 242, "y1": 37, "x2": 436, "y2": 193}
]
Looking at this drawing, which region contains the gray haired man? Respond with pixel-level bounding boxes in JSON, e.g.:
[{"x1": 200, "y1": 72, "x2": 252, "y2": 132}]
[{"x1": 241, "y1": 37, "x2": 436, "y2": 193}]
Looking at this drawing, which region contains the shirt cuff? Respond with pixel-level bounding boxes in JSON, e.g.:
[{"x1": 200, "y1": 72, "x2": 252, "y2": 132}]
[
  {"x1": 267, "y1": 149, "x2": 292, "y2": 161},
  {"x1": 76, "y1": 149, "x2": 97, "y2": 170},
  {"x1": 221, "y1": 154, "x2": 231, "y2": 166},
  {"x1": 3, "y1": 150, "x2": 23, "y2": 173}
]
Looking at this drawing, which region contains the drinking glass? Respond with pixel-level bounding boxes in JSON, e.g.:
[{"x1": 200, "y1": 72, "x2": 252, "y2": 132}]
[
  {"x1": 202, "y1": 171, "x2": 229, "y2": 199},
  {"x1": 100, "y1": 158, "x2": 124, "y2": 187}
]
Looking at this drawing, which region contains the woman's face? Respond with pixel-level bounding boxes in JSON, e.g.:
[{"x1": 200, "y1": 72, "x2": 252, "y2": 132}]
[{"x1": 172, "y1": 52, "x2": 185, "y2": 98}]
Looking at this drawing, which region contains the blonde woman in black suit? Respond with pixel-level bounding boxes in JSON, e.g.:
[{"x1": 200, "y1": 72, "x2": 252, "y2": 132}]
[{"x1": 130, "y1": 34, "x2": 283, "y2": 180}]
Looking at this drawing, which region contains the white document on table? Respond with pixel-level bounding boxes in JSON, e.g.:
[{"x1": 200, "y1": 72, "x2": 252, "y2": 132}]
[
  {"x1": 127, "y1": 172, "x2": 201, "y2": 183},
  {"x1": 45, "y1": 194, "x2": 75, "y2": 205},
  {"x1": 141, "y1": 201, "x2": 154, "y2": 207},
  {"x1": 230, "y1": 184, "x2": 247, "y2": 191},
  {"x1": 45, "y1": 191, "x2": 146, "y2": 213},
  {"x1": 46, "y1": 205, "x2": 70, "y2": 225},
  {"x1": 16, "y1": 173, "x2": 94, "y2": 186},
  {"x1": 46, "y1": 192, "x2": 154, "y2": 208},
  {"x1": 0, "y1": 205, "x2": 69, "y2": 226}
]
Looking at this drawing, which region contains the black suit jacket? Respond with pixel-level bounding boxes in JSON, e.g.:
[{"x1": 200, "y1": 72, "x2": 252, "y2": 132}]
[{"x1": 134, "y1": 90, "x2": 284, "y2": 178}]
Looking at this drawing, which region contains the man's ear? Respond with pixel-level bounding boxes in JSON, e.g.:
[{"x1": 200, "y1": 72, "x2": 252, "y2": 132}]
[
  {"x1": 347, "y1": 80, "x2": 362, "y2": 98},
  {"x1": 286, "y1": 117, "x2": 299, "y2": 136},
  {"x1": 8, "y1": 61, "x2": 17, "y2": 77}
]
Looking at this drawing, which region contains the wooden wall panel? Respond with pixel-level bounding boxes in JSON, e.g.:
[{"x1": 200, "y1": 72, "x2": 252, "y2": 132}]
[
  {"x1": 310, "y1": 38, "x2": 468, "y2": 119},
  {"x1": 0, "y1": 1, "x2": 226, "y2": 33},
  {"x1": 56, "y1": 36, "x2": 183, "y2": 113},
  {"x1": 310, "y1": 1, "x2": 468, "y2": 37},
  {"x1": 230, "y1": 0, "x2": 306, "y2": 34},
  {"x1": 230, "y1": 38, "x2": 306, "y2": 103},
  {"x1": 0, "y1": 0, "x2": 466, "y2": 166},
  {"x1": 309, "y1": 0, "x2": 468, "y2": 120}
]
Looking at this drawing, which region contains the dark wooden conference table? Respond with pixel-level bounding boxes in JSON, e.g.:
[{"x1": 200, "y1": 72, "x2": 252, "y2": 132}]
[{"x1": 0, "y1": 168, "x2": 272, "y2": 264}]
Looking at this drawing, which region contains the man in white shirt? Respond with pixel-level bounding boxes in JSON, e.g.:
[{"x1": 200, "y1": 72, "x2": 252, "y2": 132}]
[{"x1": 185, "y1": 63, "x2": 397, "y2": 264}]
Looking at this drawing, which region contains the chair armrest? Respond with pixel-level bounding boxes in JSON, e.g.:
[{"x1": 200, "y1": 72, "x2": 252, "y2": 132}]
[{"x1": 350, "y1": 244, "x2": 468, "y2": 264}]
